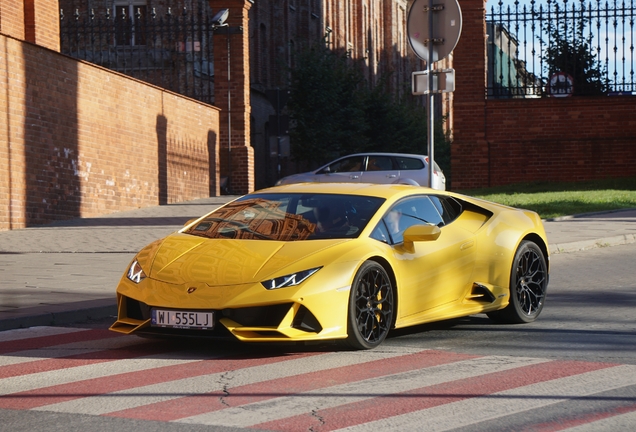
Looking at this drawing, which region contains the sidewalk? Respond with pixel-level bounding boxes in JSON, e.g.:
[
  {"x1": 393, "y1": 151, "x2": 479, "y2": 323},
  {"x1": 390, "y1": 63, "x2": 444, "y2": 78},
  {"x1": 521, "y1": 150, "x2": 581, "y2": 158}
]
[{"x1": 1, "y1": 197, "x2": 635, "y2": 331}]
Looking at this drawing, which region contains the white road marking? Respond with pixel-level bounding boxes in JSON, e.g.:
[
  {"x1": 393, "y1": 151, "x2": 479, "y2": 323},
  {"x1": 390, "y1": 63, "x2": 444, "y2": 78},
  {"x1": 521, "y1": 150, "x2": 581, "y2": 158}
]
[{"x1": 178, "y1": 356, "x2": 548, "y2": 427}]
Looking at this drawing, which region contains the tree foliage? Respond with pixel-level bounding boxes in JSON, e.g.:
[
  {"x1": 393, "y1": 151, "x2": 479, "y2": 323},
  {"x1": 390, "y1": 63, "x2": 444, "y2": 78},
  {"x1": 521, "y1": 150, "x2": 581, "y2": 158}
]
[
  {"x1": 287, "y1": 42, "x2": 451, "y2": 176},
  {"x1": 287, "y1": 44, "x2": 368, "y2": 168},
  {"x1": 542, "y1": 12, "x2": 609, "y2": 96}
]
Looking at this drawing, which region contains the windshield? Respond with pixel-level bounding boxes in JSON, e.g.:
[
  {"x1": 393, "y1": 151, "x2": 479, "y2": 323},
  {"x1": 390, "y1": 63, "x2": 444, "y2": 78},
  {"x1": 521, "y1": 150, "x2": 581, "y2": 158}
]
[{"x1": 183, "y1": 193, "x2": 385, "y2": 241}]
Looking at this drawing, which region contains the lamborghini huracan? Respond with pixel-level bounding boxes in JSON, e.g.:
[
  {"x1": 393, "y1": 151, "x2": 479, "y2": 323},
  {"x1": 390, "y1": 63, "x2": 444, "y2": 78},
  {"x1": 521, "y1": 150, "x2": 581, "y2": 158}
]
[{"x1": 110, "y1": 183, "x2": 549, "y2": 350}]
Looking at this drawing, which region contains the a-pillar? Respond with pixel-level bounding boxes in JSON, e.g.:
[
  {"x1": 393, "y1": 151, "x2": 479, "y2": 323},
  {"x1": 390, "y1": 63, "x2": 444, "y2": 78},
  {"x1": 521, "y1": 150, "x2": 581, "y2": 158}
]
[
  {"x1": 452, "y1": 0, "x2": 489, "y2": 189},
  {"x1": 210, "y1": 0, "x2": 254, "y2": 195}
]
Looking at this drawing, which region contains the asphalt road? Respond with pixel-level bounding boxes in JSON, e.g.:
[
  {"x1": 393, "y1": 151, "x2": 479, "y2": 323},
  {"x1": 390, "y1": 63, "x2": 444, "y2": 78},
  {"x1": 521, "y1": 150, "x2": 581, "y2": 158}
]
[
  {"x1": 1, "y1": 242, "x2": 634, "y2": 431},
  {"x1": 385, "y1": 241, "x2": 636, "y2": 364}
]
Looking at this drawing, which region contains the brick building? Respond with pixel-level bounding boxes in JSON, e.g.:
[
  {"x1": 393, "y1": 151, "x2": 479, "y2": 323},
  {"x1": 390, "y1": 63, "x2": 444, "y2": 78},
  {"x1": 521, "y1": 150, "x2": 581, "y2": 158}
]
[
  {"x1": 1, "y1": 0, "x2": 221, "y2": 230},
  {"x1": 249, "y1": 0, "x2": 427, "y2": 188},
  {"x1": 58, "y1": 0, "x2": 429, "y2": 190}
]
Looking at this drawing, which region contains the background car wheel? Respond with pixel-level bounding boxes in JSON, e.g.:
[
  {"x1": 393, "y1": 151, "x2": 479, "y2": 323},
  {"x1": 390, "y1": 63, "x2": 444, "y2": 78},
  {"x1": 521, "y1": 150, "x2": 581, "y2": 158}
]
[
  {"x1": 488, "y1": 240, "x2": 548, "y2": 324},
  {"x1": 345, "y1": 261, "x2": 394, "y2": 350}
]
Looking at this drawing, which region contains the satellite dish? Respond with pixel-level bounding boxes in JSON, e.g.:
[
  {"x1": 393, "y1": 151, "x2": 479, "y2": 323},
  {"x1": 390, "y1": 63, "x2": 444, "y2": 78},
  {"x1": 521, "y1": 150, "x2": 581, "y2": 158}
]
[{"x1": 211, "y1": 8, "x2": 229, "y2": 27}]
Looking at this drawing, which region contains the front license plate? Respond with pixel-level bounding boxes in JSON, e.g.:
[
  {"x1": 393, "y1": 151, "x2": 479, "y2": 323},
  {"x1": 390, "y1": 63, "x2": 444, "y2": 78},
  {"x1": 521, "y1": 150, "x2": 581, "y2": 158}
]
[{"x1": 151, "y1": 309, "x2": 214, "y2": 330}]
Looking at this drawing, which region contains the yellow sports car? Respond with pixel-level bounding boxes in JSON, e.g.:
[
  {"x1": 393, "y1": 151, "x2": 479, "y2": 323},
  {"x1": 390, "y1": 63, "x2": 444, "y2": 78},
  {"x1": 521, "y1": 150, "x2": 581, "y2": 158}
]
[{"x1": 110, "y1": 183, "x2": 549, "y2": 349}]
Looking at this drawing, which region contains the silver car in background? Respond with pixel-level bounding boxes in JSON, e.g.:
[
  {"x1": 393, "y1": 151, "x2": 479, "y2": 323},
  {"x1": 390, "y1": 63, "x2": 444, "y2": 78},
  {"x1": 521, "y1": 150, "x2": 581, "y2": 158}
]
[{"x1": 276, "y1": 152, "x2": 446, "y2": 190}]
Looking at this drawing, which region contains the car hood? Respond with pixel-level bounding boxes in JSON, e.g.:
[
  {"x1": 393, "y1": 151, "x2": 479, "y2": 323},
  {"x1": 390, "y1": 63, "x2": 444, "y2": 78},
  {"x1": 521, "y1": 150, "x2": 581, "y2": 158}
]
[{"x1": 146, "y1": 233, "x2": 348, "y2": 286}]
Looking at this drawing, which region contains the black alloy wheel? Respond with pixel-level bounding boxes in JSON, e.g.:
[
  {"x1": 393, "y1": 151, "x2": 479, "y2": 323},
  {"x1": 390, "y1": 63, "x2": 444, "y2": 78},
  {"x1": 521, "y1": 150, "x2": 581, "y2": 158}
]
[
  {"x1": 346, "y1": 261, "x2": 394, "y2": 350},
  {"x1": 488, "y1": 240, "x2": 548, "y2": 324}
]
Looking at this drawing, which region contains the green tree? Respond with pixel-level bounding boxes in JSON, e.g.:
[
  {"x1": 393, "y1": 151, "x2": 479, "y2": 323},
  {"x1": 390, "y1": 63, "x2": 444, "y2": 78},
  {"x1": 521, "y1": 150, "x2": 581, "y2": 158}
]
[
  {"x1": 287, "y1": 43, "x2": 368, "y2": 169},
  {"x1": 542, "y1": 9, "x2": 609, "y2": 95},
  {"x1": 287, "y1": 42, "x2": 451, "y2": 179}
]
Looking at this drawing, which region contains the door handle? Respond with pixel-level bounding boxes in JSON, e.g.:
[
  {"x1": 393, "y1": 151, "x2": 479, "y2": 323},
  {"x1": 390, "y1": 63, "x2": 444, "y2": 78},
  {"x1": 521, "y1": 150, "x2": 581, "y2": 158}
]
[
  {"x1": 350, "y1": 175, "x2": 359, "y2": 179},
  {"x1": 460, "y1": 240, "x2": 475, "y2": 250}
]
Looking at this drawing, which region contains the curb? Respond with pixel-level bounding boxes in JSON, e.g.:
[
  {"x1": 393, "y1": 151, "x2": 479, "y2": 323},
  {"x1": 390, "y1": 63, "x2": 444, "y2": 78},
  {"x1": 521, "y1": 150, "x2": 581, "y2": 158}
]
[
  {"x1": 543, "y1": 207, "x2": 636, "y2": 222},
  {"x1": 549, "y1": 233, "x2": 636, "y2": 255}
]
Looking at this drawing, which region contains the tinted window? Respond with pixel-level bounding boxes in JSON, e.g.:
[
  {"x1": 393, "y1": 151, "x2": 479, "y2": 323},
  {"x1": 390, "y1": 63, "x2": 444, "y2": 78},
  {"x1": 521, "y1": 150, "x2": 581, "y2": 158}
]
[
  {"x1": 326, "y1": 156, "x2": 364, "y2": 173},
  {"x1": 370, "y1": 221, "x2": 391, "y2": 244},
  {"x1": 366, "y1": 156, "x2": 394, "y2": 171},
  {"x1": 394, "y1": 156, "x2": 424, "y2": 170},
  {"x1": 184, "y1": 193, "x2": 384, "y2": 241},
  {"x1": 374, "y1": 196, "x2": 443, "y2": 244},
  {"x1": 429, "y1": 195, "x2": 462, "y2": 225}
]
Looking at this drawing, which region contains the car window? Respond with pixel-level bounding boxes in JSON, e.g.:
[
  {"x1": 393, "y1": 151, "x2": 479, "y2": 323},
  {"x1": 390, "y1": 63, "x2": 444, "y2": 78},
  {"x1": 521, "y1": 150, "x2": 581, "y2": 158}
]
[
  {"x1": 370, "y1": 221, "x2": 391, "y2": 244},
  {"x1": 326, "y1": 156, "x2": 364, "y2": 173},
  {"x1": 394, "y1": 156, "x2": 425, "y2": 170},
  {"x1": 184, "y1": 193, "x2": 385, "y2": 241},
  {"x1": 366, "y1": 156, "x2": 394, "y2": 171},
  {"x1": 372, "y1": 196, "x2": 443, "y2": 245},
  {"x1": 429, "y1": 195, "x2": 462, "y2": 225}
]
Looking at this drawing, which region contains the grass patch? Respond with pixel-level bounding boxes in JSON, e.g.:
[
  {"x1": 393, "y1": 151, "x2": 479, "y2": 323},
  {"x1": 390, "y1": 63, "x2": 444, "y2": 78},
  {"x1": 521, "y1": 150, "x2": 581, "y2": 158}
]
[{"x1": 456, "y1": 177, "x2": 636, "y2": 219}]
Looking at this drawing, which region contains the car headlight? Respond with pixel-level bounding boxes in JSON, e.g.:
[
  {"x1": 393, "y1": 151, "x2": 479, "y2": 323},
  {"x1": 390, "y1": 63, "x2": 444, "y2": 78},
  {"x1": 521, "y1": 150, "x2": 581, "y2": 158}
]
[
  {"x1": 261, "y1": 267, "x2": 321, "y2": 290},
  {"x1": 127, "y1": 260, "x2": 147, "y2": 284}
]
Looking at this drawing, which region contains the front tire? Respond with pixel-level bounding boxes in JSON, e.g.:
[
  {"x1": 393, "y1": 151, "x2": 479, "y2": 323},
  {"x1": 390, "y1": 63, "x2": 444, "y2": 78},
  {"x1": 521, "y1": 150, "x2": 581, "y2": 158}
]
[
  {"x1": 345, "y1": 261, "x2": 394, "y2": 350},
  {"x1": 488, "y1": 240, "x2": 548, "y2": 324}
]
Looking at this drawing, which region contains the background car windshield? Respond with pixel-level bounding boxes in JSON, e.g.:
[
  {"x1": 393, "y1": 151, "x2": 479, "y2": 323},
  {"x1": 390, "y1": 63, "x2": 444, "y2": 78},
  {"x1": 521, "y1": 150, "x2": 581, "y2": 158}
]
[{"x1": 184, "y1": 193, "x2": 385, "y2": 241}]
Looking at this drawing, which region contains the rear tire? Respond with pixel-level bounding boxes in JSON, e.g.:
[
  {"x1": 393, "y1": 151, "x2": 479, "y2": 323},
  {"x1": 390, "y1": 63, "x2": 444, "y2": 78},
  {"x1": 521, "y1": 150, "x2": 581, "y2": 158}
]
[
  {"x1": 488, "y1": 240, "x2": 547, "y2": 324},
  {"x1": 345, "y1": 261, "x2": 394, "y2": 350}
]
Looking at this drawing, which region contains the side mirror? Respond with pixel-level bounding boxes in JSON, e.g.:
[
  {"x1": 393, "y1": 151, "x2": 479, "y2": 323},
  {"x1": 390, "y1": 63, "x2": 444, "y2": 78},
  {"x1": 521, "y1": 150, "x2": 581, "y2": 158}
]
[{"x1": 403, "y1": 224, "x2": 441, "y2": 252}]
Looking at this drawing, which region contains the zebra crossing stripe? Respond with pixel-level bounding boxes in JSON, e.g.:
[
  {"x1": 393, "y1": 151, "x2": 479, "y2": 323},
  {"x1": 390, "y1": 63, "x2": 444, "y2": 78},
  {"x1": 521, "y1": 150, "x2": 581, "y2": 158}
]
[
  {"x1": 176, "y1": 355, "x2": 552, "y2": 428},
  {"x1": 1, "y1": 326, "x2": 634, "y2": 431},
  {"x1": 515, "y1": 402, "x2": 636, "y2": 432},
  {"x1": 0, "y1": 339, "x2": 177, "y2": 379},
  {"x1": 329, "y1": 364, "x2": 636, "y2": 432},
  {"x1": 0, "y1": 328, "x2": 118, "y2": 355},
  {"x1": 105, "y1": 349, "x2": 477, "y2": 421},
  {"x1": 558, "y1": 407, "x2": 636, "y2": 432},
  {"x1": 0, "y1": 350, "x2": 318, "y2": 410},
  {"x1": 0, "y1": 326, "x2": 86, "y2": 343},
  {"x1": 30, "y1": 349, "x2": 414, "y2": 416}
]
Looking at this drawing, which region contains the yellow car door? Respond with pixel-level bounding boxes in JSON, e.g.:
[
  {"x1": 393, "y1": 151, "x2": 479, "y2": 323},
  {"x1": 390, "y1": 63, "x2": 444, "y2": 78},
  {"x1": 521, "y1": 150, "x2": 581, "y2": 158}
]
[{"x1": 373, "y1": 196, "x2": 477, "y2": 319}]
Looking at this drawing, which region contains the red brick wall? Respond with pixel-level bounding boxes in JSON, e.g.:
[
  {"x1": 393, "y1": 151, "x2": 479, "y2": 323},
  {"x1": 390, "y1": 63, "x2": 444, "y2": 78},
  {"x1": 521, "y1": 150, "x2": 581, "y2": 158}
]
[
  {"x1": 452, "y1": 0, "x2": 636, "y2": 189},
  {"x1": 0, "y1": 0, "x2": 25, "y2": 39},
  {"x1": 212, "y1": 0, "x2": 254, "y2": 194},
  {"x1": 0, "y1": 35, "x2": 220, "y2": 230},
  {"x1": 24, "y1": 0, "x2": 60, "y2": 52},
  {"x1": 484, "y1": 98, "x2": 636, "y2": 186},
  {"x1": 452, "y1": 0, "x2": 488, "y2": 189}
]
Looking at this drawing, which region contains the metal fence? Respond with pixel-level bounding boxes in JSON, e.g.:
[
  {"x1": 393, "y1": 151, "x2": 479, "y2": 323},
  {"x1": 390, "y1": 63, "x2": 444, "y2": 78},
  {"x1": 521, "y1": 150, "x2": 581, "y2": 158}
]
[
  {"x1": 486, "y1": 0, "x2": 635, "y2": 98},
  {"x1": 60, "y1": 6, "x2": 217, "y2": 105}
]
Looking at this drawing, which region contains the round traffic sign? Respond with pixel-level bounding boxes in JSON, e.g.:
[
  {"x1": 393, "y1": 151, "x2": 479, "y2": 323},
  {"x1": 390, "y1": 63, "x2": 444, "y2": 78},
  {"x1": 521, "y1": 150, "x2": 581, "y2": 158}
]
[
  {"x1": 407, "y1": 0, "x2": 463, "y2": 63},
  {"x1": 547, "y1": 72, "x2": 574, "y2": 97}
]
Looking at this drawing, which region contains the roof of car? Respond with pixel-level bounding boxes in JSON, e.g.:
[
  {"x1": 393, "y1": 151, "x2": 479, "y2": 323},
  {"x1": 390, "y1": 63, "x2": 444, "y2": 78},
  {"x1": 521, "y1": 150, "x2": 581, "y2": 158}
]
[
  {"x1": 337, "y1": 152, "x2": 427, "y2": 159},
  {"x1": 254, "y1": 182, "x2": 440, "y2": 199}
]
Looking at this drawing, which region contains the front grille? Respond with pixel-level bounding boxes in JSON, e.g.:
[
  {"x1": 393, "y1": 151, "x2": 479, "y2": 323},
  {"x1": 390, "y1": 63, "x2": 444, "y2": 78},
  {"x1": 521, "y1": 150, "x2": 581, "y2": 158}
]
[
  {"x1": 222, "y1": 303, "x2": 293, "y2": 327},
  {"x1": 123, "y1": 296, "x2": 322, "y2": 335},
  {"x1": 292, "y1": 305, "x2": 323, "y2": 333},
  {"x1": 126, "y1": 297, "x2": 151, "y2": 320}
]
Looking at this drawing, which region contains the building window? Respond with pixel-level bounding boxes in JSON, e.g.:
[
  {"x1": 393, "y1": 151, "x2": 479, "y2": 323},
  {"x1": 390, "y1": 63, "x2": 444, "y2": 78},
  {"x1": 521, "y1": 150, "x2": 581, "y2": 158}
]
[{"x1": 114, "y1": 0, "x2": 147, "y2": 46}]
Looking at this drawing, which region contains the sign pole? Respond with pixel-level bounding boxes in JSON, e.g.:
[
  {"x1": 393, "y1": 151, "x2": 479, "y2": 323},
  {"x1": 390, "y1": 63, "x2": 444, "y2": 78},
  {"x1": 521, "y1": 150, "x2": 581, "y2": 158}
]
[
  {"x1": 427, "y1": 0, "x2": 435, "y2": 188},
  {"x1": 407, "y1": 0, "x2": 462, "y2": 189}
]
